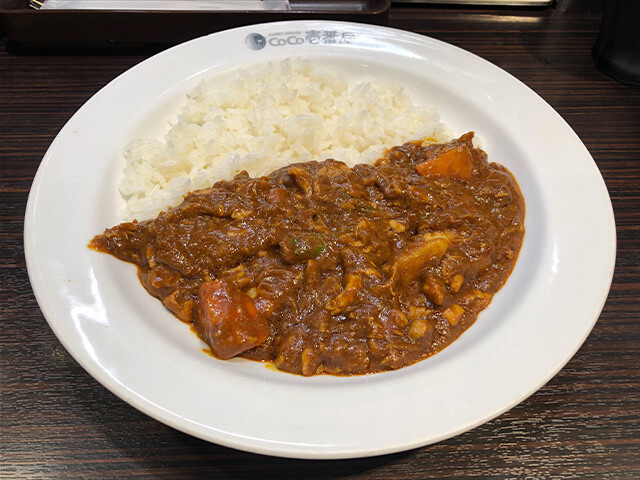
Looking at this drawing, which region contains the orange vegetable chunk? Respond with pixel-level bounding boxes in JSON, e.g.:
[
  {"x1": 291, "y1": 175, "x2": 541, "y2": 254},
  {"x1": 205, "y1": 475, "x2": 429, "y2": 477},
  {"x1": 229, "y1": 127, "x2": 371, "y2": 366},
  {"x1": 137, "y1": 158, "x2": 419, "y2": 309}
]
[
  {"x1": 195, "y1": 279, "x2": 268, "y2": 360},
  {"x1": 416, "y1": 145, "x2": 474, "y2": 179}
]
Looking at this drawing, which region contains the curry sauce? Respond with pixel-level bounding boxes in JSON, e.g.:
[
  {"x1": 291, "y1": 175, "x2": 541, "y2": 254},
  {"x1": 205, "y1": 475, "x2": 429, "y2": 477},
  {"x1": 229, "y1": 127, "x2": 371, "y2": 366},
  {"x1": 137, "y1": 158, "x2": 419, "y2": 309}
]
[{"x1": 91, "y1": 133, "x2": 525, "y2": 375}]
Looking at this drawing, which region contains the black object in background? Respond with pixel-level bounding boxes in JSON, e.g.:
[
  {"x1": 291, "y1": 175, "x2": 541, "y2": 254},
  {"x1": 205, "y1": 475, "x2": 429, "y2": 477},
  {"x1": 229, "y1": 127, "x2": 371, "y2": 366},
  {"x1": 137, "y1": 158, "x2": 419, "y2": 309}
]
[{"x1": 592, "y1": 0, "x2": 640, "y2": 87}]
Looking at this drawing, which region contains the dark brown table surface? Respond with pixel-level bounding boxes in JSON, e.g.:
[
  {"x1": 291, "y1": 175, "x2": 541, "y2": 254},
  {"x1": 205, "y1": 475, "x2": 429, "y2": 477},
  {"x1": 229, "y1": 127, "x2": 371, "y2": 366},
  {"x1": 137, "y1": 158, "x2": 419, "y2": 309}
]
[{"x1": 2, "y1": 1, "x2": 639, "y2": 478}]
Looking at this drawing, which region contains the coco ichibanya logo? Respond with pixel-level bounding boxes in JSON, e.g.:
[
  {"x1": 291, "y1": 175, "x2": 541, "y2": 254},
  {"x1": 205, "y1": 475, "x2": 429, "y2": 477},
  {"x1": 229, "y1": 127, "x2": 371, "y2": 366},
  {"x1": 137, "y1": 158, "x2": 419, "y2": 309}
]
[
  {"x1": 245, "y1": 33, "x2": 267, "y2": 50},
  {"x1": 245, "y1": 30, "x2": 357, "y2": 50}
]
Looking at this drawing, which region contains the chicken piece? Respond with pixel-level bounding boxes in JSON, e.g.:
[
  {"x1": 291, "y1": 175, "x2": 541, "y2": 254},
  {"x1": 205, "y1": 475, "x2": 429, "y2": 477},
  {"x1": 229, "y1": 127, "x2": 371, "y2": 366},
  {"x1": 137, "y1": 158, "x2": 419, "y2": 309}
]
[
  {"x1": 408, "y1": 318, "x2": 434, "y2": 341},
  {"x1": 325, "y1": 274, "x2": 363, "y2": 315},
  {"x1": 287, "y1": 166, "x2": 312, "y2": 195},
  {"x1": 448, "y1": 274, "x2": 465, "y2": 294},
  {"x1": 422, "y1": 276, "x2": 447, "y2": 305},
  {"x1": 163, "y1": 291, "x2": 196, "y2": 322},
  {"x1": 443, "y1": 304, "x2": 465, "y2": 326},
  {"x1": 194, "y1": 279, "x2": 268, "y2": 360}
]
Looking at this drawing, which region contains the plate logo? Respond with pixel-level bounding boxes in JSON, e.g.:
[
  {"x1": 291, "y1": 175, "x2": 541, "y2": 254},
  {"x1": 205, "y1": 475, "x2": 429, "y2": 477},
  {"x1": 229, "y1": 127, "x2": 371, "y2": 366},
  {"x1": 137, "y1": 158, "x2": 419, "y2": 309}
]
[
  {"x1": 246, "y1": 30, "x2": 357, "y2": 50},
  {"x1": 246, "y1": 33, "x2": 267, "y2": 50}
]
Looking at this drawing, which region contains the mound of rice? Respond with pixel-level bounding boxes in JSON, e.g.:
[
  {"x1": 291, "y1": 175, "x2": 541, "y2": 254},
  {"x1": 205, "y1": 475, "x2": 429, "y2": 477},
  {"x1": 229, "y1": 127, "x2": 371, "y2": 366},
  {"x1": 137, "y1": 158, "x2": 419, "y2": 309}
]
[{"x1": 119, "y1": 59, "x2": 449, "y2": 221}]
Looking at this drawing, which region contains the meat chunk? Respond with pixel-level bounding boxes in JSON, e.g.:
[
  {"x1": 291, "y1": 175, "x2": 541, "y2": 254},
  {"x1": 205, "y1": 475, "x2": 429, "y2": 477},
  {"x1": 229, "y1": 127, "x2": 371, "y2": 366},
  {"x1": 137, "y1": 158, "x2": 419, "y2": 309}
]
[
  {"x1": 325, "y1": 274, "x2": 363, "y2": 315},
  {"x1": 279, "y1": 233, "x2": 326, "y2": 264},
  {"x1": 422, "y1": 276, "x2": 447, "y2": 305},
  {"x1": 392, "y1": 232, "x2": 452, "y2": 285},
  {"x1": 195, "y1": 279, "x2": 268, "y2": 359}
]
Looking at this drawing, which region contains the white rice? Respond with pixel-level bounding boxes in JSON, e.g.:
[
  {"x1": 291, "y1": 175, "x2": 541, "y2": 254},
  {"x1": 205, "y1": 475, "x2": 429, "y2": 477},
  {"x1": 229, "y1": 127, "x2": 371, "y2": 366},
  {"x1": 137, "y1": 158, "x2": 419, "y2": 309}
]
[{"x1": 119, "y1": 59, "x2": 449, "y2": 221}]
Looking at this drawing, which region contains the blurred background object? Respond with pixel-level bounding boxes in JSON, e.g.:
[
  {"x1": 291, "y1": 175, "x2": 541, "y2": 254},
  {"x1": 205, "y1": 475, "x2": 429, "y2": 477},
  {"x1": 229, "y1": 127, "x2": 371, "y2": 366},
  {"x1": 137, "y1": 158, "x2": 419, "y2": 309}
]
[
  {"x1": 392, "y1": 0, "x2": 551, "y2": 5},
  {"x1": 0, "y1": 0, "x2": 390, "y2": 48},
  {"x1": 35, "y1": 0, "x2": 290, "y2": 10},
  {"x1": 592, "y1": 0, "x2": 640, "y2": 87}
]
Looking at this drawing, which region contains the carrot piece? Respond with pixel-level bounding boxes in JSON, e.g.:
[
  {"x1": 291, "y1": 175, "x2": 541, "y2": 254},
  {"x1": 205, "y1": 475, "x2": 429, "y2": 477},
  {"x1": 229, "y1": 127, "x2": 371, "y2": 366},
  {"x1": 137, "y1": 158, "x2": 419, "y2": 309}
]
[
  {"x1": 195, "y1": 279, "x2": 268, "y2": 360},
  {"x1": 416, "y1": 145, "x2": 474, "y2": 179}
]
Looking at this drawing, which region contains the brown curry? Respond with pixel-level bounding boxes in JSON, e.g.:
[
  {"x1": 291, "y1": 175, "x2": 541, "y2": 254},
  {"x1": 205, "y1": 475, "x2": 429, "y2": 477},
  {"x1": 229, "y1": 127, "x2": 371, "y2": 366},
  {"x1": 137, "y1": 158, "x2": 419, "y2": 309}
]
[{"x1": 91, "y1": 133, "x2": 525, "y2": 376}]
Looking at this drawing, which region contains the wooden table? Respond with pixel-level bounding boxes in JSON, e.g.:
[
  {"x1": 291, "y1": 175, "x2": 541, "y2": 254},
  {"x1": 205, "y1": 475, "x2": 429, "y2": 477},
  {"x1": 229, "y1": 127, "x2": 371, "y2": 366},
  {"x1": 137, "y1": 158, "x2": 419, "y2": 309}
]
[{"x1": 2, "y1": 1, "x2": 639, "y2": 478}]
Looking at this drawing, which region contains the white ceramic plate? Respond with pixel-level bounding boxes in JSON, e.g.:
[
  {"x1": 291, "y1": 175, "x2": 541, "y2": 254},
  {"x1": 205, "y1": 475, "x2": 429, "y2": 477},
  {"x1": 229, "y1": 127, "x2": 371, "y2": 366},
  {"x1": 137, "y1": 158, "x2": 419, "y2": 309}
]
[{"x1": 24, "y1": 21, "x2": 616, "y2": 459}]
